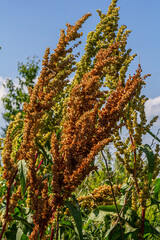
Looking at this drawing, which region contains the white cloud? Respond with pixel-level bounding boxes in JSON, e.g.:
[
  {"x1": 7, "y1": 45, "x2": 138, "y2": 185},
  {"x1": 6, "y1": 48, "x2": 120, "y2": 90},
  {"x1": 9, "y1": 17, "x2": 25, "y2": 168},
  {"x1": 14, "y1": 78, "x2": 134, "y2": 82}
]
[
  {"x1": 145, "y1": 96, "x2": 160, "y2": 121},
  {"x1": 144, "y1": 97, "x2": 160, "y2": 146},
  {"x1": 0, "y1": 76, "x2": 7, "y2": 108}
]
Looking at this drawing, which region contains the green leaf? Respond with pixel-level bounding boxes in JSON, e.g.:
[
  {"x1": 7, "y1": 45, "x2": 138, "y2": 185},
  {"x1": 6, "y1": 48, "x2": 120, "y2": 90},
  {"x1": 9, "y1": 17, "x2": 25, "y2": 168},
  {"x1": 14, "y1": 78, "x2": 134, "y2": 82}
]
[
  {"x1": 65, "y1": 199, "x2": 83, "y2": 240},
  {"x1": 5, "y1": 223, "x2": 17, "y2": 239},
  {"x1": 17, "y1": 159, "x2": 28, "y2": 196},
  {"x1": 144, "y1": 219, "x2": 160, "y2": 236},
  {"x1": 35, "y1": 140, "x2": 52, "y2": 164},
  {"x1": 98, "y1": 205, "x2": 122, "y2": 213},
  {"x1": 16, "y1": 228, "x2": 28, "y2": 240},
  {"x1": 88, "y1": 209, "x2": 109, "y2": 222},
  {"x1": 56, "y1": 128, "x2": 62, "y2": 140},
  {"x1": 88, "y1": 205, "x2": 122, "y2": 222},
  {"x1": 140, "y1": 144, "x2": 155, "y2": 187},
  {"x1": 150, "y1": 197, "x2": 160, "y2": 209},
  {"x1": 124, "y1": 223, "x2": 138, "y2": 234},
  {"x1": 105, "y1": 224, "x2": 122, "y2": 240},
  {"x1": 147, "y1": 130, "x2": 160, "y2": 143},
  {"x1": 154, "y1": 178, "x2": 160, "y2": 199},
  {"x1": 13, "y1": 216, "x2": 33, "y2": 231},
  {"x1": 124, "y1": 208, "x2": 138, "y2": 227},
  {"x1": 71, "y1": 195, "x2": 81, "y2": 212}
]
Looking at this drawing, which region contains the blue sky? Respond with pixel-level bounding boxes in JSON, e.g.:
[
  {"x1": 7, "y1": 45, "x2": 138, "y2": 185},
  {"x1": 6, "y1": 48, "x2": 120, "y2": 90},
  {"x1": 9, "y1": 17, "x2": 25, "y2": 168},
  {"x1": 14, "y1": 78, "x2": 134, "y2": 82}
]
[{"x1": 0, "y1": 0, "x2": 160, "y2": 132}]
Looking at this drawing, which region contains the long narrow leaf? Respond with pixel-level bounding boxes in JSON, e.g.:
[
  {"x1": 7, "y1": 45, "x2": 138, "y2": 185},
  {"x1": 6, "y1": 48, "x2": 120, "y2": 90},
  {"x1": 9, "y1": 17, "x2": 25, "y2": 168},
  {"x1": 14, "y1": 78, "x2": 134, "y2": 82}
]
[
  {"x1": 140, "y1": 144, "x2": 155, "y2": 187},
  {"x1": 147, "y1": 130, "x2": 160, "y2": 143},
  {"x1": 65, "y1": 200, "x2": 83, "y2": 240},
  {"x1": 98, "y1": 205, "x2": 122, "y2": 213},
  {"x1": 18, "y1": 159, "x2": 28, "y2": 196},
  {"x1": 10, "y1": 123, "x2": 23, "y2": 137},
  {"x1": 35, "y1": 140, "x2": 52, "y2": 164}
]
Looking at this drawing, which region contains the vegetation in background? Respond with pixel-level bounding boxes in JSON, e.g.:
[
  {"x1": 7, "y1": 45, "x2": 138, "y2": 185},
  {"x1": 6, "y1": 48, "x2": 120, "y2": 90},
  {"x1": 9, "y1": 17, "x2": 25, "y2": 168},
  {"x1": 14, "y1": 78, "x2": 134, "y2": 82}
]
[
  {"x1": 1, "y1": 57, "x2": 40, "y2": 136},
  {"x1": 0, "y1": 0, "x2": 160, "y2": 239}
]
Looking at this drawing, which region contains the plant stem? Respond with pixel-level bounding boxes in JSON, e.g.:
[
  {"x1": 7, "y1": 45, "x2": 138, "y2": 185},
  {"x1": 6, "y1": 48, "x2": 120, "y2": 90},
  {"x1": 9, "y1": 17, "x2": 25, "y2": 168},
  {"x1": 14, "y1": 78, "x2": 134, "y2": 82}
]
[
  {"x1": 140, "y1": 207, "x2": 146, "y2": 240},
  {"x1": 0, "y1": 220, "x2": 6, "y2": 240},
  {"x1": 50, "y1": 228, "x2": 54, "y2": 240},
  {"x1": 101, "y1": 150, "x2": 124, "y2": 240},
  {"x1": 36, "y1": 159, "x2": 43, "y2": 172},
  {"x1": 50, "y1": 207, "x2": 57, "y2": 240},
  {"x1": 115, "y1": 185, "x2": 132, "y2": 225},
  {"x1": 0, "y1": 169, "x2": 18, "y2": 240}
]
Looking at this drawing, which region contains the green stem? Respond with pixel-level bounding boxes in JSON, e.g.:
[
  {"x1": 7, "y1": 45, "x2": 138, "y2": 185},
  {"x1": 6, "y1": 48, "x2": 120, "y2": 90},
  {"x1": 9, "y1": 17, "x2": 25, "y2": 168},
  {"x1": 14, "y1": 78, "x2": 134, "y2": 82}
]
[{"x1": 101, "y1": 150, "x2": 124, "y2": 240}]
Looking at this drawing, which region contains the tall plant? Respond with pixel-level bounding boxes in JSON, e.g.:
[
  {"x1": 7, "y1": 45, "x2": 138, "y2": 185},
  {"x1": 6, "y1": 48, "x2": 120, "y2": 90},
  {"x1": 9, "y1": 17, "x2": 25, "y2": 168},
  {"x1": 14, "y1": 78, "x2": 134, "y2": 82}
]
[{"x1": 0, "y1": 0, "x2": 159, "y2": 239}]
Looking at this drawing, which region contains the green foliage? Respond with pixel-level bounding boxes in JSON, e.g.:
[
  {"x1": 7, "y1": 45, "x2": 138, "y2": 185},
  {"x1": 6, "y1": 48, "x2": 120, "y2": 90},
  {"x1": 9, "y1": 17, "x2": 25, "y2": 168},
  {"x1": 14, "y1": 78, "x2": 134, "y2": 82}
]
[
  {"x1": 54, "y1": 184, "x2": 160, "y2": 240},
  {"x1": 1, "y1": 57, "x2": 40, "y2": 136},
  {"x1": 4, "y1": 206, "x2": 33, "y2": 240},
  {"x1": 17, "y1": 160, "x2": 28, "y2": 196},
  {"x1": 154, "y1": 178, "x2": 160, "y2": 199},
  {"x1": 140, "y1": 144, "x2": 156, "y2": 187},
  {"x1": 65, "y1": 196, "x2": 83, "y2": 240}
]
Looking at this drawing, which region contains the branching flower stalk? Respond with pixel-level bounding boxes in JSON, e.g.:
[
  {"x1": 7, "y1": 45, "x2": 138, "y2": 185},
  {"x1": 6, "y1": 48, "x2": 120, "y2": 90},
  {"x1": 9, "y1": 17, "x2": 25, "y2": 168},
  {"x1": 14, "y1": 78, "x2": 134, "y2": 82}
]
[
  {"x1": 0, "y1": 1, "x2": 156, "y2": 239},
  {"x1": 1, "y1": 13, "x2": 92, "y2": 239},
  {"x1": 0, "y1": 117, "x2": 23, "y2": 240},
  {"x1": 129, "y1": 133, "x2": 140, "y2": 195},
  {"x1": 111, "y1": 66, "x2": 160, "y2": 240},
  {"x1": 129, "y1": 132, "x2": 146, "y2": 239},
  {"x1": 1, "y1": 43, "x2": 145, "y2": 239}
]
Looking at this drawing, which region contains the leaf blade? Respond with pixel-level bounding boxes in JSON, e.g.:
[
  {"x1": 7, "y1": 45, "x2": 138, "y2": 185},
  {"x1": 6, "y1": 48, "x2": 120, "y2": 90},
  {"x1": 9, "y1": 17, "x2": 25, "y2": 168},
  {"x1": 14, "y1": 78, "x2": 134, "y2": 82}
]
[
  {"x1": 65, "y1": 200, "x2": 83, "y2": 240},
  {"x1": 140, "y1": 144, "x2": 155, "y2": 187},
  {"x1": 18, "y1": 159, "x2": 28, "y2": 196}
]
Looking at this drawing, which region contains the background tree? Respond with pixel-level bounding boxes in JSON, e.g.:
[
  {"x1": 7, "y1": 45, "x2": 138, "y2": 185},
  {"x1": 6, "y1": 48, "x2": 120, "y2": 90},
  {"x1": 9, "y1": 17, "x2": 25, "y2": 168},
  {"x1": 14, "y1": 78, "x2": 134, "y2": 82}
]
[{"x1": 1, "y1": 57, "x2": 40, "y2": 136}]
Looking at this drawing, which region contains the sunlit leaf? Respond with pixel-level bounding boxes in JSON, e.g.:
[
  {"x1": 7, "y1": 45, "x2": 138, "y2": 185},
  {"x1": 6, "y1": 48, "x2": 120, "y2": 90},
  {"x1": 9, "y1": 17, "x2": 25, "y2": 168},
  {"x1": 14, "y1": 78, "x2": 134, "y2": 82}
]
[
  {"x1": 35, "y1": 140, "x2": 52, "y2": 164},
  {"x1": 16, "y1": 228, "x2": 28, "y2": 240},
  {"x1": 154, "y1": 178, "x2": 160, "y2": 199},
  {"x1": 13, "y1": 216, "x2": 33, "y2": 231},
  {"x1": 18, "y1": 159, "x2": 28, "y2": 196},
  {"x1": 88, "y1": 205, "x2": 122, "y2": 222},
  {"x1": 65, "y1": 199, "x2": 83, "y2": 240},
  {"x1": 124, "y1": 208, "x2": 138, "y2": 226},
  {"x1": 144, "y1": 219, "x2": 160, "y2": 236}
]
